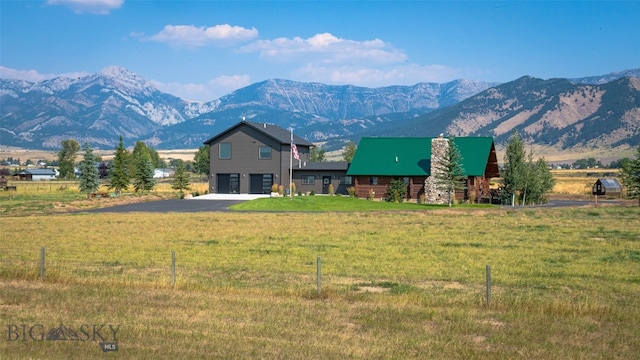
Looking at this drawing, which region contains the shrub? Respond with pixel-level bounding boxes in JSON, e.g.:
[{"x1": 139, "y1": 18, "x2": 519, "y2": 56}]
[
  {"x1": 328, "y1": 183, "x2": 334, "y2": 196},
  {"x1": 368, "y1": 188, "x2": 375, "y2": 201},
  {"x1": 310, "y1": 190, "x2": 315, "y2": 196},
  {"x1": 385, "y1": 178, "x2": 406, "y2": 203},
  {"x1": 418, "y1": 193, "x2": 425, "y2": 204},
  {"x1": 347, "y1": 186, "x2": 356, "y2": 198},
  {"x1": 271, "y1": 183, "x2": 279, "y2": 193}
]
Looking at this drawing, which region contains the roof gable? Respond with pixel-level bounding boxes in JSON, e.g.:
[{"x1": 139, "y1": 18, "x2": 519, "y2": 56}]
[
  {"x1": 203, "y1": 120, "x2": 313, "y2": 147},
  {"x1": 347, "y1": 137, "x2": 496, "y2": 177}
]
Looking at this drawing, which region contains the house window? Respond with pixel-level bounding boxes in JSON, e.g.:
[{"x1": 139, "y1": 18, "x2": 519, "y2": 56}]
[
  {"x1": 301, "y1": 175, "x2": 315, "y2": 184},
  {"x1": 339, "y1": 176, "x2": 352, "y2": 185},
  {"x1": 219, "y1": 143, "x2": 231, "y2": 159},
  {"x1": 369, "y1": 176, "x2": 378, "y2": 185},
  {"x1": 403, "y1": 177, "x2": 410, "y2": 185},
  {"x1": 259, "y1": 146, "x2": 271, "y2": 159}
]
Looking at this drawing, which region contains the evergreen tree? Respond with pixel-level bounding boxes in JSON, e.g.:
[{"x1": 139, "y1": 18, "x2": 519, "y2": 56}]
[
  {"x1": 502, "y1": 131, "x2": 527, "y2": 205},
  {"x1": 78, "y1": 142, "x2": 100, "y2": 198},
  {"x1": 109, "y1": 136, "x2": 130, "y2": 195},
  {"x1": 57, "y1": 139, "x2": 80, "y2": 179},
  {"x1": 433, "y1": 137, "x2": 467, "y2": 207},
  {"x1": 193, "y1": 145, "x2": 210, "y2": 177},
  {"x1": 620, "y1": 145, "x2": 640, "y2": 206},
  {"x1": 171, "y1": 160, "x2": 190, "y2": 197},
  {"x1": 385, "y1": 178, "x2": 407, "y2": 203},
  {"x1": 132, "y1": 142, "x2": 156, "y2": 193},
  {"x1": 342, "y1": 142, "x2": 357, "y2": 162}
]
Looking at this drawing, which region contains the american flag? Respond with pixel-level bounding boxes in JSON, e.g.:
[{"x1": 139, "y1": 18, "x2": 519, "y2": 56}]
[{"x1": 291, "y1": 140, "x2": 300, "y2": 160}]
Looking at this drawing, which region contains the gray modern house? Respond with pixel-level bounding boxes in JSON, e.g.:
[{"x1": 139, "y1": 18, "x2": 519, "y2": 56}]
[{"x1": 204, "y1": 120, "x2": 349, "y2": 195}]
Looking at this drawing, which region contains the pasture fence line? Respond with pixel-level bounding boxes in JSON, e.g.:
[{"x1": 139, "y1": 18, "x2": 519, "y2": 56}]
[{"x1": 2, "y1": 246, "x2": 493, "y2": 304}]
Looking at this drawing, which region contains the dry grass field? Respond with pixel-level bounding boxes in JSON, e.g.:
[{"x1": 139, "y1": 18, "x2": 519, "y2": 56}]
[
  {"x1": 0, "y1": 146, "x2": 198, "y2": 162},
  {"x1": 1, "y1": 189, "x2": 639, "y2": 358}
]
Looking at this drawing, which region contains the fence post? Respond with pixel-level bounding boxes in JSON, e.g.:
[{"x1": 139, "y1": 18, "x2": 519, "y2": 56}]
[
  {"x1": 486, "y1": 264, "x2": 491, "y2": 306},
  {"x1": 40, "y1": 246, "x2": 45, "y2": 280},
  {"x1": 317, "y1": 256, "x2": 322, "y2": 296},
  {"x1": 171, "y1": 251, "x2": 176, "y2": 287}
]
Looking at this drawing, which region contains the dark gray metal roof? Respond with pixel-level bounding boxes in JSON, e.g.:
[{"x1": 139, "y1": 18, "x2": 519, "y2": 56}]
[
  {"x1": 596, "y1": 178, "x2": 621, "y2": 191},
  {"x1": 20, "y1": 169, "x2": 56, "y2": 175},
  {"x1": 203, "y1": 120, "x2": 313, "y2": 147}
]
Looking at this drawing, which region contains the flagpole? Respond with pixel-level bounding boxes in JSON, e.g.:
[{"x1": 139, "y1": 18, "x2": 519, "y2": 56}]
[{"x1": 290, "y1": 129, "x2": 293, "y2": 199}]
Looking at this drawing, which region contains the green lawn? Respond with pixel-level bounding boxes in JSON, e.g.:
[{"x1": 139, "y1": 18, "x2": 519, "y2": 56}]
[{"x1": 230, "y1": 195, "x2": 493, "y2": 211}]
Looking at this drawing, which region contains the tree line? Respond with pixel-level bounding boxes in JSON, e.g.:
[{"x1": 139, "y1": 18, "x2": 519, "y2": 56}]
[{"x1": 56, "y1": 139, "x2": 212, "y2": 198}]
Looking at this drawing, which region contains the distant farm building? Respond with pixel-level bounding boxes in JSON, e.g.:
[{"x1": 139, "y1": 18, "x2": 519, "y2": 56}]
[
  {"x1": 592, "y1": 178, "x2": 622, "y2": 198},
  {"x1": 154, "y1": 168, "x2": 175, "y2": 178},
  {"x1": 16, "y1": 169, "x2": 57, "y2": 181}
]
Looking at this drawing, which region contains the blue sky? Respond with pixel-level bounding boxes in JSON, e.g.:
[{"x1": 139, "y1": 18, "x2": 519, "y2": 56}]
[{"x1": 1, "y1": 0, "x2": 639, "y2": 102}]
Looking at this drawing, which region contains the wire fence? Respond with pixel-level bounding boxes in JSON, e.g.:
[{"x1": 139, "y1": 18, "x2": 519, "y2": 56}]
[{"x1": 0, "y1": 246, "x2": 494, "y2": 303}]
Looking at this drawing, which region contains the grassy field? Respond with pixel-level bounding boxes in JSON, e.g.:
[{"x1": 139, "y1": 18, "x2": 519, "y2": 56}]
[{"x1": 1, "y1": 195, "x2": 639, "y2": 359}]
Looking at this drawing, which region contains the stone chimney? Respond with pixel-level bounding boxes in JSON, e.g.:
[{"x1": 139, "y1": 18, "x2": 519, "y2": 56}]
[{"x1": 424, "y1": 135, "x2": 449, "y2": 204}]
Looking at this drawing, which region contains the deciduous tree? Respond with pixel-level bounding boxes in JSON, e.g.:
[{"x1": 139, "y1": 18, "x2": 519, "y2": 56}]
[
  {"x1": 522, "y1": 153, "x2": 555, "y2": 205},
  {"x1": 310, "y1": 146, "x2": 325, "y2": 162},
  {"x1": 193, "y1": 145, "x2": 210, "y2": 177},
  {"x1": 57, "y1": 139, "x2": 80, "y2": 179},
  {"x1": 342, "y1": 142, "x2": 357, "y2": 162},
  {"x1": 503, "y1": 131, "x2": 555, "y2": 205},
  {"x1": 502, "y1": 131, "x2": 527, "y2": 205}
]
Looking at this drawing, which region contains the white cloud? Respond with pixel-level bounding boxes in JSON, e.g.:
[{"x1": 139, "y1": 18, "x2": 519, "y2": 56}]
[
  {"x1": 0, "y1": 66, "x2": 88, "y2": 82},
  {"x1": 47, "y1": 0, "x2": 123, "y2": 15},
  {"x1": 141, "y1": 24, "x2": 259, "y2": 48},
  {"x1": 293, "y1": 63, "x2": 462, "y2": 87},
  {"x1": 239, "y1": 33, "x2": 407, "y2": 65},
  {"x1": 150, "y1": 75, "x2": 252, "y2": 102},
  {"x1": 236, "y1": 32, "x2": 462, "y2": 87}
]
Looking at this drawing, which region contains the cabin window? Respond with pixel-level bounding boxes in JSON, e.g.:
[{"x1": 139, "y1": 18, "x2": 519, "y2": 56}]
[
  {"x1": 259, "y1": 146, "x2": 271, "y2": 159},
  {"x1": 302, "y1": 175, "x2": 315, "y2": 184},
  {"x1": 219, "y1": 143, "x2": 231, "y2": 159},
  {"x1": 369, "y1": 177, "x2": 378, "y2": 185},
  {"x1": 339, "y1": 176, "x2": 353, "y2": 185}
]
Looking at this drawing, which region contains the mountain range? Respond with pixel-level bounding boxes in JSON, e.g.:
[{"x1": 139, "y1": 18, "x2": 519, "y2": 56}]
[{"x1": 1, "y1": 66, "x2": 639, "y2": 153}]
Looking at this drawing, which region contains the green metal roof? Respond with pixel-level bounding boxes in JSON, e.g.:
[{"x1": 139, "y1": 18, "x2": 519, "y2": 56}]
[{"x1": 347, "y1": 137, "x2": 495, "y2": 177}]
